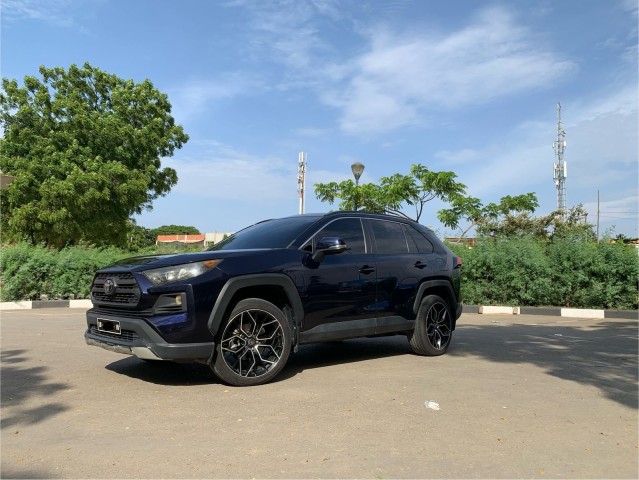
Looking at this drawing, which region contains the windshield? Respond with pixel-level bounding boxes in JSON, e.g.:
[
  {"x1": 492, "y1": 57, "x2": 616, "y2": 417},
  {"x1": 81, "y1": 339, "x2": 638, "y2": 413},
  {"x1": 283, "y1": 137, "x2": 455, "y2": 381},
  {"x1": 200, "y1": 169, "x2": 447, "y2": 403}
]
[{"x1": 208, "y1": 216, "x2": 320, "y2": 250}]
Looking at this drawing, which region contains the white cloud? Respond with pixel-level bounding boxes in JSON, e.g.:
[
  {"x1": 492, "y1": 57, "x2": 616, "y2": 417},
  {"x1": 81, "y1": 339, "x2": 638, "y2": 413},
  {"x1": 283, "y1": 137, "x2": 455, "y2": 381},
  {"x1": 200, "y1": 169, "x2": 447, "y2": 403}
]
[
  {"x1": 165, "y1": 141, "x2": 296, "y2": 203},
  {"x1": 434, "y1": 149, "x2": 479, "y2": 165},
  {"x1": 324, "y1": 6, "x2": 576, "y2": 133},
  {"x1": 293, "y1": 127, "x2": 330, "y2": 138},
  {"x1": 2, "y1": 0, "x2": 84, "y2": 28},
  {"x1": 167, "y1": 74, "x2": 264, "y2": 123},
  {"x1": 230, "y1": 0, "x2": 341, "y2": 73}
]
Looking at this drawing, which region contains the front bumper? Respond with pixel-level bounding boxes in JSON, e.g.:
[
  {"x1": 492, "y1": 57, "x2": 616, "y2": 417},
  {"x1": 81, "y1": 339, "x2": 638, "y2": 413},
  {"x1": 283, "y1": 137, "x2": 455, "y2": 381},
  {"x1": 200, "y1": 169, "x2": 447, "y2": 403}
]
[{"x1": 85, "y1": 310, "x2": 214, "y2": 362}]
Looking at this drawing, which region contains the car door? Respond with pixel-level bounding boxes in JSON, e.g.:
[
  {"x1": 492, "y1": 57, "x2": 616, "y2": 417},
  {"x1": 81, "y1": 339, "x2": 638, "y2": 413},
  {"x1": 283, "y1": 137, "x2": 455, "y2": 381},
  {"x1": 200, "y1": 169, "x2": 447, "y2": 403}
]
[
  {"x1": 367, "y1": 219, "x2": 439, "y2": 332},
  {"x1": 299, "y1": 217, "x2": 377, "y2": 342}
]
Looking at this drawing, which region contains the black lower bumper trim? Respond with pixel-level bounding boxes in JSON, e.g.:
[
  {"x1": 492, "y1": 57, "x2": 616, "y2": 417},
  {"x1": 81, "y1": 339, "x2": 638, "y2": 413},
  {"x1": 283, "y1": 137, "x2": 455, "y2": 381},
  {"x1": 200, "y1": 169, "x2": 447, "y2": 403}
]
[{"x1": 85, "y1": 311, "x2": 214, "y2": 361}]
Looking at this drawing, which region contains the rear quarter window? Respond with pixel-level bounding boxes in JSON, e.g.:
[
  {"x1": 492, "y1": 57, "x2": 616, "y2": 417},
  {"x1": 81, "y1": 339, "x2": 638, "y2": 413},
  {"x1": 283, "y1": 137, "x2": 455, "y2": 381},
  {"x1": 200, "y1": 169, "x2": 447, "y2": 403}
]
[{"x1": 403, "y1": 224, "x2": 434, "y2": 253}]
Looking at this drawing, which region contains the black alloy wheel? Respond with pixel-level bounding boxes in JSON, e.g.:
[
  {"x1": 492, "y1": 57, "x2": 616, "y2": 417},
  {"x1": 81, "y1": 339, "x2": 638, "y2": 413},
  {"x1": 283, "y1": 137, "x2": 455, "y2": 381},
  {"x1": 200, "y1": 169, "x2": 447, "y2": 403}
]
[
  {"x1": 212, "y1": 298, "x2": 292, "y2": 386},
  {"x1": 408, "y1": 294, "x2": 453, "y2": 356}
]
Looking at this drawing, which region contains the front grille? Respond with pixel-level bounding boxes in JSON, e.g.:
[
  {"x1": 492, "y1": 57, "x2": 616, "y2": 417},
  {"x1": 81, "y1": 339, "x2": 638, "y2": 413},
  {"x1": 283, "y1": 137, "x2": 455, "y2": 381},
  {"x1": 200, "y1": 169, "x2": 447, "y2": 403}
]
[
  {"x1": 89, "y1": 325, "x2": 139, "y2": 342},
  {"x1": 91, "y1": 272, "x2": 141, "y2": 307}
]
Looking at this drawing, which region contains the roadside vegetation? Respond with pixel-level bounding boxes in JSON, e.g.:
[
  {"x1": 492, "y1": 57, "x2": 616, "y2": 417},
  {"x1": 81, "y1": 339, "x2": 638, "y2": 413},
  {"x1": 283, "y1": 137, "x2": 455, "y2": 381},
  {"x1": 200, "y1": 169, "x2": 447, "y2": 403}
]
[
  {"x1": 448, "y1": 236, "x2": 638, "y2": 310},
  {"x1": 0, "y1": 241, "x2": 206, "y2": 302},
  {"x1": 2, "y1": 233, "x2": 637, "y2": 309}
]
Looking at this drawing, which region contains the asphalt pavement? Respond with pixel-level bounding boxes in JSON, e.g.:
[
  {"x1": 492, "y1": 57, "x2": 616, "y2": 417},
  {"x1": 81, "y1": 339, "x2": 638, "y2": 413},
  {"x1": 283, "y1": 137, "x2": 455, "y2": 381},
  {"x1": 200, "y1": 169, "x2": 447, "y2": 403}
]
[{"x1": 1, "y1": 308, "x2": 637, "y2": 479}]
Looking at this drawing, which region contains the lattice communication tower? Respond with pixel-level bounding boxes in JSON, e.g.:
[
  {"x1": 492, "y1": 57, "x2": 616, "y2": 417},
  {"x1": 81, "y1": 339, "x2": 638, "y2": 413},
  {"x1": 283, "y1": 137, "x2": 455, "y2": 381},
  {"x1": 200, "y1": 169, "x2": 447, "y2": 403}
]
[
  {"x1": 552, "y1": 102, "x2": 568, "y2": 214},
  {"x1": 297, "y1": 152, "x2": 307, "y2": 214}
]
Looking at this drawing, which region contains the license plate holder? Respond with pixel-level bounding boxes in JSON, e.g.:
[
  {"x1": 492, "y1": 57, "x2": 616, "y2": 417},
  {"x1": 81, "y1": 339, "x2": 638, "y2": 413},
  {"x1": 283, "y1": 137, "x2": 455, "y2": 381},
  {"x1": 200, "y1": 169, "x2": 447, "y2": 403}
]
[{"x1": 97, "y1": 318, "x2": 121, "y2": 335}]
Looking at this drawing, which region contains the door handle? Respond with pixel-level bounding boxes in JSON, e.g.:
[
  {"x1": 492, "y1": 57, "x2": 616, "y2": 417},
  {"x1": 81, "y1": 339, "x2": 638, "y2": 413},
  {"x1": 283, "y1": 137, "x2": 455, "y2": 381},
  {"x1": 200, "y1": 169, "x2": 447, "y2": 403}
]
[
  {"x1": 359, "y1": 265, "x2": 375, "y2": 275},
  {"x1": 414, "y1": 261, "x2": 427, "y2": 269}
]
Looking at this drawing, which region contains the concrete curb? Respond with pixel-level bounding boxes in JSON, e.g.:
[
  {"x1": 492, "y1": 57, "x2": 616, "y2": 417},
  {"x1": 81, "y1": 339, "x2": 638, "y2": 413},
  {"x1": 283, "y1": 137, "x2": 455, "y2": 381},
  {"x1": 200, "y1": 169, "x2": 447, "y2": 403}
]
[
  {"x1": 0, "y1": 299, "x2": 93, "y2": 311},
  {"x1": 466, "y1": 304, "x2": 637, "y2": 320}
]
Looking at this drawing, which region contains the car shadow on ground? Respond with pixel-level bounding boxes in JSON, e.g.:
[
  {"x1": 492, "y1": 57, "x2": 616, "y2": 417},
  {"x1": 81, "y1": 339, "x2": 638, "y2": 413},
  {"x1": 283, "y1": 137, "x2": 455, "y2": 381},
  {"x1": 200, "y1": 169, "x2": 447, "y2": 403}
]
[
  {"x1": 279, "y1": 335, "x2": 412, "y2": 381},
  {"x1": 102, "y1": 320, "x2": 638, "y2": 405},
  {"x1": 451, "y1": 320, "x2": 638, "y2": 409},
  {"x1": 105, "y1": 358, "x2": 216, "y2": 386},
  {"x1": 104, "y1": 335, "x2": 413, "y2": 386}
]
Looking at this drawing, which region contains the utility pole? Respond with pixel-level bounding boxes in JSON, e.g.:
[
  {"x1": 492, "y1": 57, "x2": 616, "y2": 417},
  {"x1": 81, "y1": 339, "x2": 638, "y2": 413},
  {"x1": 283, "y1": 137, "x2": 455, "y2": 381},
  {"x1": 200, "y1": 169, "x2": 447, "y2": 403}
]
[
  {"x1": 552, "y1": 102, "x2": 568, "y2": 215},
  {"x1": 596, "y1": 190, "x2": 600, "y2": 243},
  {"x1": 297, "y1": 152, "x2": 307, "y2": 214}
]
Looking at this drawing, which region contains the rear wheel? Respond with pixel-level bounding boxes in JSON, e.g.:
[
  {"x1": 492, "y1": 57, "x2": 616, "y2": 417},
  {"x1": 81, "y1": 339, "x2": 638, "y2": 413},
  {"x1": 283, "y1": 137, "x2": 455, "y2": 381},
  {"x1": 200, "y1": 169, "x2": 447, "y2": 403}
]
[
  {"x1": 212, "y1": 298, "x2": 292, "y2": 386},
  {"x1": 409, "y1": 294, "x2": 453, "y2": 356}
]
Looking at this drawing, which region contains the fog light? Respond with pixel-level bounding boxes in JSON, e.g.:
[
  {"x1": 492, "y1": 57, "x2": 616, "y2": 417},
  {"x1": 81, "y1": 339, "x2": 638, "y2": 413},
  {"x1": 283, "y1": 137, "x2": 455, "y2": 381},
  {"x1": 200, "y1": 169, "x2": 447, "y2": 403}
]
[{"x1": 153, "y1": 293, "x2": 187, "y2": 314}]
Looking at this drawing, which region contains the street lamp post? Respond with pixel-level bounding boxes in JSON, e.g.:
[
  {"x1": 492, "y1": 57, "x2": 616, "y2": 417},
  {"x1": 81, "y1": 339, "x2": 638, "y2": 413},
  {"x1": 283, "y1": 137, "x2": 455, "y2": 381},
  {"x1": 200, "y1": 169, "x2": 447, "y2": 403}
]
[{"x1": 351, "y1": 162, "x2": 365, "y2": 211}]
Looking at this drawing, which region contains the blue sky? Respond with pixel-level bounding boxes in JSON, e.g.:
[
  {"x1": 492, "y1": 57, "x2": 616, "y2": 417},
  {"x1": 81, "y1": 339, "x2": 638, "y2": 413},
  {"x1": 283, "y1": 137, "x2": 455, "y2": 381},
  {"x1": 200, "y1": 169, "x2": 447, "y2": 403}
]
[{"x1": 2, "y1": 0, "x2": 638, "y2": 237}]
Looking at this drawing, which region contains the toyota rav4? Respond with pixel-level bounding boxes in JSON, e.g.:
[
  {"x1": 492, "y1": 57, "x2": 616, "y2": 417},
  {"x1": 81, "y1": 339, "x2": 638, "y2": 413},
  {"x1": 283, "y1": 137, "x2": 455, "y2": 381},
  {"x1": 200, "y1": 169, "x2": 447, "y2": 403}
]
[{"x1": 85, "y1": 212, "x2": 462, "y2": 386}]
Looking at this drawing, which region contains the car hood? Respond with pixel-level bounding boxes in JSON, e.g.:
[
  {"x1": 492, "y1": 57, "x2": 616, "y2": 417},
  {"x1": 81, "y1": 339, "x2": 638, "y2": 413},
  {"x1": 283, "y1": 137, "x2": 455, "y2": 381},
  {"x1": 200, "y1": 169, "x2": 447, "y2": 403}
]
[{"x1": 102, "y1": 249, "x2": 279, "y2": 272}]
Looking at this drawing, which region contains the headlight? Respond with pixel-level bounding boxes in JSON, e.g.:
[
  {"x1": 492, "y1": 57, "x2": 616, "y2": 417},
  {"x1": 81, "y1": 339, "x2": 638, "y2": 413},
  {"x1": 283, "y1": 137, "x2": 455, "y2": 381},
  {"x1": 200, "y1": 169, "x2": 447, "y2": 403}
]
[{"x1": 144, "y1": 260, "x2": 222, "y2": 286}]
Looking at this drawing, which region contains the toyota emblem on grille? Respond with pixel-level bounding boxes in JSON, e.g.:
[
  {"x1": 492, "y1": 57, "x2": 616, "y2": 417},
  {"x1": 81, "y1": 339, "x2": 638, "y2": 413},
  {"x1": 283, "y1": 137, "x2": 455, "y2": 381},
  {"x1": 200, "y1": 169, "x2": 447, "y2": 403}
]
[{"x1": 103, "y1": 278, "x2": 116, "y2": 295}]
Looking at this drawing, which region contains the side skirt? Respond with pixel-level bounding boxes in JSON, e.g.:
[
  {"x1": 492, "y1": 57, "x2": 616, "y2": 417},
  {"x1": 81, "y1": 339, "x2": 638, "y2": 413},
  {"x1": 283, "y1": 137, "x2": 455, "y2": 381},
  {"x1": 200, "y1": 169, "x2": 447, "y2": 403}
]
[{"x1": 299, "y1": 316, "x2": 414, "y2": 344}]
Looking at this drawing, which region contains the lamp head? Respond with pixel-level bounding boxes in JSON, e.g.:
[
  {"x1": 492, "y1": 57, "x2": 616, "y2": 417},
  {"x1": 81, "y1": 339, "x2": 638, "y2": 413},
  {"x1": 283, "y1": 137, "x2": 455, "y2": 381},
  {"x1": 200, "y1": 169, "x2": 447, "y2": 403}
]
[{"x1": 351, "y1": 162, "x2": 365, "y2": 182}]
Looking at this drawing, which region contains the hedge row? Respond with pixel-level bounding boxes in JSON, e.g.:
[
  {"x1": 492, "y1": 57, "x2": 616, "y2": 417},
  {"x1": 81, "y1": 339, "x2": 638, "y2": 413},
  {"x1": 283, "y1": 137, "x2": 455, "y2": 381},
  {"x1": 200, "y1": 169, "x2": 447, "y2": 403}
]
[
  {"x1": 448, "y1": 236, "x2": 638, "y2": 310},
  {"x1": 1, "y1": 238, "x2": 638, "y2": 309},
  {"x1": 0, "y1": 243, "x2": 131, "y2": 301}
]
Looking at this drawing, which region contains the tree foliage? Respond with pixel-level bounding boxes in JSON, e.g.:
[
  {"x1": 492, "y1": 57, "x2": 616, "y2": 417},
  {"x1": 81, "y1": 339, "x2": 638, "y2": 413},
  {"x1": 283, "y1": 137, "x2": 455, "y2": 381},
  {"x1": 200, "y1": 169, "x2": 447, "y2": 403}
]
[
  {"x1": 125, "y1": 220, "x2": 156, "y2": 251},
  {"x1": 0, "y1": 63, "x2": 188, "y2": 248},
  {"x1": 438, "y1": 192, "x2": 539, "y2": 239},
  {"x1": 476, "y1": 204, "x2": 595, "y2": 241},
  {"x1": 151, "y1": 225, "x2": 201, "y2": 236},
  {"x1": 314, "y1": 164, "x2": 466, "y2": 222}
]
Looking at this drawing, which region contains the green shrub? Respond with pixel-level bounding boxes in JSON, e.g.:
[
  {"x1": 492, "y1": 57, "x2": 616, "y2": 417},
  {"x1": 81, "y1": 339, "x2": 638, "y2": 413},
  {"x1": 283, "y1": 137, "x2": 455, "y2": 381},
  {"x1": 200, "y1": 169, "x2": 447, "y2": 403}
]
[
  {"x1": 448, "y1": 236, "x2": 638, "y2": 309},
  {"x1": 49, "y1": 245, "x2": 128, "y2": 299},
  {"x1": 0, "y1": 243, "x2": 129, "y2": 301},
  {"x1": 1, "y1": 238, "x2": 637, "y2": 309},
  {"x1": 0, "y1": 243, "x2": 57, "y2": 301},
  {"x1": 451, "y1": 237, "x2": 552, "y2": 306},
  {"x1": 547, "y1": 237, "x2": 638, "y2": 309}
]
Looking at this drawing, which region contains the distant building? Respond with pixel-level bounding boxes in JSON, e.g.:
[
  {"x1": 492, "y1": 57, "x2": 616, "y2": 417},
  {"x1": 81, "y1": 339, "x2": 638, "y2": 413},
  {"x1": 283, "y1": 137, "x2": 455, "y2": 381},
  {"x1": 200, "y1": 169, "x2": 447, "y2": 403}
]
[
  {"x1": 205, "y1": 232, "x2": 232, "y2": 246},
  {"x1": 155, "y1": 232, "x2": 234, "y2": 249},
  {"x1": 445, "y1": 237, "x2": 476, "y2": 247},
  {"x1": 156, "y1": 234, "x2": 206, "y2": 247}
]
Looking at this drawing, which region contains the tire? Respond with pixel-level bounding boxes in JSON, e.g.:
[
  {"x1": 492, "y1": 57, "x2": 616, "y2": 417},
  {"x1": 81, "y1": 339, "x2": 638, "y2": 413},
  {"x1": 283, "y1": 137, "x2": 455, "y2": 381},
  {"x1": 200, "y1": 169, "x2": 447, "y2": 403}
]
[
  {"x1": 408, "y1": 294, "x2": 453, "y2": 356},
  {"x1": 212, "y1": 298, "x2": 292, "y2": 386}
]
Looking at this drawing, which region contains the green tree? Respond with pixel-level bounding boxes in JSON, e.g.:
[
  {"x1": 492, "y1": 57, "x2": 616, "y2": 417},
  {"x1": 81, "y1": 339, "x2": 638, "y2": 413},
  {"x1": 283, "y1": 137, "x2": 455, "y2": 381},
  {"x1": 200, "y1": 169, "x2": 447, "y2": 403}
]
[
  {"x1": 0, "y1": 63, "x2": 188, "y2": 248},
  {"x1": 151, "y1": 225, "x2": 201, "y2": 236},
  {"x1": 125, "y1": 219, "x2": 156, "y2": 251},
  {"x1": 314, "y1": 164, "x2": 467, "y2": 222},
  {"x1": 438, "y1": 192, "x2": 539, "y2": 239},
  {"x1": 477, "y1": 204, "x2": 595, "y2": 241}
]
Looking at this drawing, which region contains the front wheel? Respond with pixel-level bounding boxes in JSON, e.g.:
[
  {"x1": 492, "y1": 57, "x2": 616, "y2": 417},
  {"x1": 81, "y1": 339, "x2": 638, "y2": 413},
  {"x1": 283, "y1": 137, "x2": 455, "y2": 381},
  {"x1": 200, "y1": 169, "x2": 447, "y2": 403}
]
[
  {"x1": 212, "y1": 298, "x2": 292, "y2": 386},
  {"x1": 408, "y1": 295, "x2": 453, "y2": 356}
]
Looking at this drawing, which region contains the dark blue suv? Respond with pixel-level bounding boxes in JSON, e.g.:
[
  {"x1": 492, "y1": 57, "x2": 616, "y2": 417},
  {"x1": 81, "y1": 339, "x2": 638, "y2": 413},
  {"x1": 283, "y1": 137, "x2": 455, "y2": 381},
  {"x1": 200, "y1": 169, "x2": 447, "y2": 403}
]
[{"x1": 85, "y1": 212, "x2": 462, "y2": 386}]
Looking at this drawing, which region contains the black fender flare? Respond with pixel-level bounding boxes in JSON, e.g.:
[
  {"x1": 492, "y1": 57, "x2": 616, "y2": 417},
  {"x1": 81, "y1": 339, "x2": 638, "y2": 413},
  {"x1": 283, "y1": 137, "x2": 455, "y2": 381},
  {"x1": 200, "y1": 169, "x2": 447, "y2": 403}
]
[
  {"x1": 206, "y1": 273, "x2": 304, "y2": 339},
  {"x1": 413, "y1": 279, "x2": 461, "y2": 320}
]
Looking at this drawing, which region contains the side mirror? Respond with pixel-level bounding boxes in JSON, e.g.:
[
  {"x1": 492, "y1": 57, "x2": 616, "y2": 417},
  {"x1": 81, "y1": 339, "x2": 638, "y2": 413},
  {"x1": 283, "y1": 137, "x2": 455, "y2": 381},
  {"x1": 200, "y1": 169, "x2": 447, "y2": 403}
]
[{"x1": 311, "y1": 237, "x2": 347, "y2": 263}]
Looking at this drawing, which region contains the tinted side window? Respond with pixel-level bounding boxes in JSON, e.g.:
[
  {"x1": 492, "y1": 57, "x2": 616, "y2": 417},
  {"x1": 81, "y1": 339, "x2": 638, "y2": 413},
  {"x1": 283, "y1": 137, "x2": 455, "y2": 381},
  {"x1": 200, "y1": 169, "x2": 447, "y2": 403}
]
[
  {"x1": 314, "y1": 218, "x2": 366, "y2": 254},
  {"x1": 371, "y1": 220, "x2": 409, "y2": 254},
  {"x1": 403, "y1": 224, "x2": 434, "y2": 253}
]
